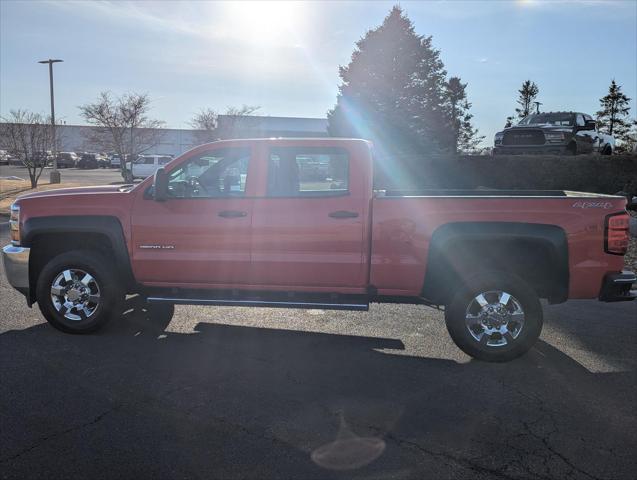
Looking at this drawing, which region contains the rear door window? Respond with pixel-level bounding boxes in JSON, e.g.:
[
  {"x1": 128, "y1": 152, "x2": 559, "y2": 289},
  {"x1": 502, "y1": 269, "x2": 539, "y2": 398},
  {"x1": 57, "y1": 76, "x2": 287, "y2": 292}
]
[{"x1": 267, "y1": 147, "x2": 349, "y2": 197}]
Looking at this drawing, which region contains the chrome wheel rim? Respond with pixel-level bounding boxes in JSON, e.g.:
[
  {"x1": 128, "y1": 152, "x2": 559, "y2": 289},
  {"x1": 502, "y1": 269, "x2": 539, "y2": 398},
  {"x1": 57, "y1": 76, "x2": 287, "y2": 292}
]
[
  {"x1": 50, "y1": 268, "x2": 101, "y2": 321},
  {"x1": 465, "y1": 290, "x2": 525, "y2": 347}
]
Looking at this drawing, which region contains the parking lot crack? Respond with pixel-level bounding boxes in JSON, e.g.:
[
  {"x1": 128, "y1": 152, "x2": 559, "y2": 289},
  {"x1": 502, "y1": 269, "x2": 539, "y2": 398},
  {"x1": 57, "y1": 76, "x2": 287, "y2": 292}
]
[
  {"x1": 0, "y1": 404, "x2": 123, "y2": 464},
  {"x1": 376, "y1": 430, "x2": 524, "y2": 480}
]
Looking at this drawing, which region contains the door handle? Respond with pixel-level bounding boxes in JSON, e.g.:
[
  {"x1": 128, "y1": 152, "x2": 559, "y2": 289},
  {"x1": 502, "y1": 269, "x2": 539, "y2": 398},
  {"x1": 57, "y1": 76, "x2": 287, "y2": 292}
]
[
  {"x1": 329, "y1": 210, "x2": 359, "y2": 219},
  {"x1": 218, "y1": 210, "x2": 247, "y2": 218}
]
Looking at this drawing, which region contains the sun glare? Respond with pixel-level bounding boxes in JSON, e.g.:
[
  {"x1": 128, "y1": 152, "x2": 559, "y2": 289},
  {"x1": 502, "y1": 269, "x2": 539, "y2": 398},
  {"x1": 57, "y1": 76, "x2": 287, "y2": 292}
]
[{"x1": 221, "y1": 1, "x2": 306, "y2": 46}]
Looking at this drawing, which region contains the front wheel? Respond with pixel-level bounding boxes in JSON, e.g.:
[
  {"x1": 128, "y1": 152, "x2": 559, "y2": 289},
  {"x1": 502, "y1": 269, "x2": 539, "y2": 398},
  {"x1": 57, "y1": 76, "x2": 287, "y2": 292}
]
[
  {"x1": 445, "y1": 272, "x2": 543, "y2": 362},
  {"x1": 36, "y1": 250, "x2": 124, "y2": 334}
]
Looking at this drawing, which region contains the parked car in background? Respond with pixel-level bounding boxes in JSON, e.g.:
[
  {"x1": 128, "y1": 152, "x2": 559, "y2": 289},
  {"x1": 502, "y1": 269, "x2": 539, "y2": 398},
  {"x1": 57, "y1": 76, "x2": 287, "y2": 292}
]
[
  {"x1": 77, "y1": 153, "x2": 99, "y2": 169},
  {"x1": 0, "y1": 150, "x2": 9, "y2": 165},
  {"x1": 56, "y1": 152, "x2": 78, "y2": 168},
  {"x1": 34, "y1": 151, "x2": 52, "y2": 167},
  {"x1": 8, "y1": 155, "x2": 23, "y2": 166},
  {"x1": 127, "y1": 154, "x2": 173, "y2": 179},
  {"x1": 97, "y1": 153, "x2": 110, "y2": 169},
  {"x1": 109, "y1": 154, "x2": 122, "y2": 169},
  {"x1": 493, "y1": 112, "x2": 614, "y2": 155}
]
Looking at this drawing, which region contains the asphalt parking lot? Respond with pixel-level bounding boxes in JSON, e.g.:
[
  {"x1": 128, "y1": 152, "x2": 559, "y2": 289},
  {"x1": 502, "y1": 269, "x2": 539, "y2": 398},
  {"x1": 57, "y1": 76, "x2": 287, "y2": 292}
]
[{"x1": 1, "y1": 225, "x2": 636, "y2": 479}]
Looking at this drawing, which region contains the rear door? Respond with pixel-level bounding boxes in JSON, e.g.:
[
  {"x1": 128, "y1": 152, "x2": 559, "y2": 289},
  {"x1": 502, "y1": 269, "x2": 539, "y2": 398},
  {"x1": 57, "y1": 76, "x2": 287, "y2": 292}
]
[
  {"x1": 250, "y1": 143, "x2": 371, "y2": 291},
  {"x1": 131, "y1": 146, "x2": 255, "y2": 286}
]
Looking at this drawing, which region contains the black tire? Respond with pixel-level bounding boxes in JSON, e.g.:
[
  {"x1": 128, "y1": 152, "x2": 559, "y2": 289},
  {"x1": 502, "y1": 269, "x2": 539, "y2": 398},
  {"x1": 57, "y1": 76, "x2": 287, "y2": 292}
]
[
  {"x1": 602, "y1": 146, "x2": 612, "y2": 155},
  {"x1": 145, "y1": 302, "x2": 175, "y2": 324},
  {"x1": 36, "y1": 250, "x2": 124, "y2": 334},
  {"x1": 445, "y1": 272, "x2": 543, "y2": 362},
  {"x1": 566, "y1": 142, "x2": 577, "y2": 155}
]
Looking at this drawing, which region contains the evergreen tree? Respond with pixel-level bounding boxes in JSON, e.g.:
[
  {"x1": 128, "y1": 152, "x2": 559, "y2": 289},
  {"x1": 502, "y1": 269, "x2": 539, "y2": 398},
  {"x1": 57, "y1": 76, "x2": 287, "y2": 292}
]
[
  {"x1": 504, "y1": 116, "x2": 514, "y2": 128},
  {"x1": 327, "y1": 6, "x2": 450, "y2": 157},
  {"x1": 445, "y1": 77, "x2": 483, "y2": 153},
  {"x1": 616, "y1": 118, "x2": 637, "y2": 153},
  {"x1": 515, "y1": 80, "x2": 539, "y2": 119},
  {"x1": 596, "y1": 79, "x2": 631, "y2": 137}
]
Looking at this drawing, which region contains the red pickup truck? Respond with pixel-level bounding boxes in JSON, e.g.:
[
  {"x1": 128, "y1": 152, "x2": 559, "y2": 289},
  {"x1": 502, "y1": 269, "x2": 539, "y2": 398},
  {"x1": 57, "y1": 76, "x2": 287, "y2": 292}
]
[{"x1": 3, "y1": 138, "x2": 635, "y2": 361}]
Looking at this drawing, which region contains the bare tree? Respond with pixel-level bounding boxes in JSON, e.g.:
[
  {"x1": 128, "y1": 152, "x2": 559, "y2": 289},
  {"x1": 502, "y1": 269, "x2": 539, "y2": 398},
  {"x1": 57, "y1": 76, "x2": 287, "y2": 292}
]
[
  {"x1": 189, "y1": 108, "x2": 220, "y2": 144},
  {"x1": 79, "y1": 92, "x2": 165, "y2": 182},
  {"x1": 0, "y1": 110, "x2": 54, "y2": 188},
  {"x1": 189, "y1": 105, "x2": 260, "y2": 144}
]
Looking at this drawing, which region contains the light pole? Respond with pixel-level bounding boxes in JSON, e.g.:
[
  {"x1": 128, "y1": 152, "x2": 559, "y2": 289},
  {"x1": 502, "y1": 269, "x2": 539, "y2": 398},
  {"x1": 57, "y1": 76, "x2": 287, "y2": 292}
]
[{"x1": 38, "y1": 58, "x2": 63, "y2": 183}]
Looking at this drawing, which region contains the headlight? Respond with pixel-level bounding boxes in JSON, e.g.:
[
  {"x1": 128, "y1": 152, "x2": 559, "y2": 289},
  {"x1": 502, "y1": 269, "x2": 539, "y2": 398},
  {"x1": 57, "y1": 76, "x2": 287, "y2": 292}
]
[
  {"x1": 9, "y1": 203, "x2": 20, "y2": 245},
  {"x1": 545, "y1": 132, "x2": 565, "y2": 142},
  {"x1": 494, "y1": 132, "x2": 504, "y2": 144}
]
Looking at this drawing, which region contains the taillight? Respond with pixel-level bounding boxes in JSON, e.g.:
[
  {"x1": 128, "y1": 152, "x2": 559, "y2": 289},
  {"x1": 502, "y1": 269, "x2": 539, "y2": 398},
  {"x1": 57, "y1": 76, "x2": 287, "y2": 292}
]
[
  {"x1": 9, "y1": 203, "x2": 20, "y2": 246},
  {"x1": 605, "y1": 212, "x2": 630, "y2": 255}
]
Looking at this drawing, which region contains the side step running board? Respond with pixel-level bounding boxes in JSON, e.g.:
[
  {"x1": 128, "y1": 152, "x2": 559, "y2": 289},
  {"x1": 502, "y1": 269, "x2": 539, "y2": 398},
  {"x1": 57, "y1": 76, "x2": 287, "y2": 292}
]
[{"x1": 146, "y1": 296, "x2": 369, "y2": 311}]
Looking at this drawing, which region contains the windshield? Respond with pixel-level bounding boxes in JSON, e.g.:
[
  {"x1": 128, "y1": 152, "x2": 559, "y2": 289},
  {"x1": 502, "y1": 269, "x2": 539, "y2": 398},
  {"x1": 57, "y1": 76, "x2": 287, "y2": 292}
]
[{"x1": 518, "y1": 113, "x2": 574, "y2": 126}]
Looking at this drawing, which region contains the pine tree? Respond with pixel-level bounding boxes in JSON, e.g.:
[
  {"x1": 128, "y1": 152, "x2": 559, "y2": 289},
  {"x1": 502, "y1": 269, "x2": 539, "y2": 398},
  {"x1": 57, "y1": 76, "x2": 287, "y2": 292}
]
[
  {"x1": 327, "y1": 6, "x2": 450, "y2": 156},
  {"x1": 504, "y1": 116, "x2": 514, "y2": 128},
  {"x1": 445, "y1": 77, "x2": 483, "y2": 153},
  {"x1": 616, "y1": 118, "x2": 637, "y2": 153},
  {"x1": 515, "y1": 80, "x2": 539, "y2": 119},
  {"x1": 596, "y1": 79, "x2": 631, "y2": 138}
]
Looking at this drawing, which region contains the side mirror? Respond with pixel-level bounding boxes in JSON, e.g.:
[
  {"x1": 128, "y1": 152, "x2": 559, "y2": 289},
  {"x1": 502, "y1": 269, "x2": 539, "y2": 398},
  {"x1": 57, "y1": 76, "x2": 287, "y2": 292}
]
[
  {"x1": 153, "y1": 167, "x2": 168, "y2": 201},
  {"x1": 582, "y1": 120, "x2": 596, "y2": 131}
]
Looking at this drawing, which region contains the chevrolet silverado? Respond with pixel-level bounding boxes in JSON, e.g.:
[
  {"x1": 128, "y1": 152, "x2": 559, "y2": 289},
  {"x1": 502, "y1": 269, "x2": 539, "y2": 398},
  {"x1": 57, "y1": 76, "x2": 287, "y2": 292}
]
[{"x1": 3, "y1": 138, "x2": 635, "y2": 362}]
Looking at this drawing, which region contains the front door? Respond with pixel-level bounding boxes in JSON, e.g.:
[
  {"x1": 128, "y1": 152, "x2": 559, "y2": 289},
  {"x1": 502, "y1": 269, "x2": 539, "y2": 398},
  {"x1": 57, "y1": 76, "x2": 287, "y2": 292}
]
[
  {"x1": 131, "y1": 146, "x2": 254, "y2": 286},
  {"x1": 250, "y1": 144, "x2": 369, "y2": 291}
]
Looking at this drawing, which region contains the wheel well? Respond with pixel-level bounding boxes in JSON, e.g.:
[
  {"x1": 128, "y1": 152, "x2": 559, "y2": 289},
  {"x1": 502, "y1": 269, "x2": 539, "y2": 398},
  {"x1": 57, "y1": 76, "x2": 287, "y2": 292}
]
[
  {"x1": 422, "y1": 224, "x2": 569, "y2": 305},
  {"x1": 28, "y1": 232, "x2": 133, "y2": 304}
]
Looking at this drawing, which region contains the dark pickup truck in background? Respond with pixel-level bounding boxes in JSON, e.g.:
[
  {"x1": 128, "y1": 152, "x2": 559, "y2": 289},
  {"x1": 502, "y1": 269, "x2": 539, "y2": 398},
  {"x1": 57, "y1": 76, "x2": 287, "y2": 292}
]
[{"x1": 494, "y1": 112, "x2": 614, "y2": 155}]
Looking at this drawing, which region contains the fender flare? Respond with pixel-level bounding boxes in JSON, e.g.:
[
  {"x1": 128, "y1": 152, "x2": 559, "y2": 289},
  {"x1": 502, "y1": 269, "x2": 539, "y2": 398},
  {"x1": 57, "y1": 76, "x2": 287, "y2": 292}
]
[
  {"x1": 422, "y1": 222, "x2": 569, "y2": 304},
  {"x1": 22, "y1": 215, "x2": 136, "y2": 299}
]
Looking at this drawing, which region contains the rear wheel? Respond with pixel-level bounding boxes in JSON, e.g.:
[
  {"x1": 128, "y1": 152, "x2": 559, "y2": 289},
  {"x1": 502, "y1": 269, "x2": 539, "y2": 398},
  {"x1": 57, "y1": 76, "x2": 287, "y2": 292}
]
[
  {"x1": 445, "y1": 272, "x2": 543, "y2": 362},
  {"x1": 36, "y1": 250, "x2": 124, "y2": 334}
]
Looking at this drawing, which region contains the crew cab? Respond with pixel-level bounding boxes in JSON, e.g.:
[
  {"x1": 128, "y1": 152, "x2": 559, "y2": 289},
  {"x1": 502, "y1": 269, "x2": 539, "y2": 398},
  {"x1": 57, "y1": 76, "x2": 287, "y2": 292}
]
[
  {"x1": 494, "y1": 112, "x2": 615, "y2": 155},
  {"x1": 3, "y1": 138, "x2": 634, "y2": 362}
]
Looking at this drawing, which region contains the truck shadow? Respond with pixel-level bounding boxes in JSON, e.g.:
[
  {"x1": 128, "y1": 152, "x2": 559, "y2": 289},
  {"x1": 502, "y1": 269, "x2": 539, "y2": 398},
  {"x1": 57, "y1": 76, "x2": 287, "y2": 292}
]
[{"x1": 1, "y1": 300, "x2": 635, "y2": 479}]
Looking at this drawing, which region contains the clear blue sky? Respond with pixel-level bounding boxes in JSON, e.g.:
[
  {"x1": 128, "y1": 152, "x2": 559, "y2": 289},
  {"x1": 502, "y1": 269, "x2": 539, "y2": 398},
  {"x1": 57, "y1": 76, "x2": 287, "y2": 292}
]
[{"x1": 1, "y1": 0, "x2": 636, "y2": 144}]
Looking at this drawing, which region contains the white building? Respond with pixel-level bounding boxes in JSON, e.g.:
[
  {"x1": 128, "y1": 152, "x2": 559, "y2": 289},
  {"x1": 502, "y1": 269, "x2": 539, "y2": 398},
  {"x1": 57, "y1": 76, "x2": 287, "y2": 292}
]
[{"x1": 53, "y1": 115, "x2": 329, "y2": 157}]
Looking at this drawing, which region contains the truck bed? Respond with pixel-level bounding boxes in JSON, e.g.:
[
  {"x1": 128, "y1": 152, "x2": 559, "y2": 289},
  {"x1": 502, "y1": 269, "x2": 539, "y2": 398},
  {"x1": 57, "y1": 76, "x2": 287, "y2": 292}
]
[
  {"x1": 378, "y1": 189, "x2": 620, "y2": 198},
  {"x1": 369, "y1": 191, "x2": 627, "y2": 298}
]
